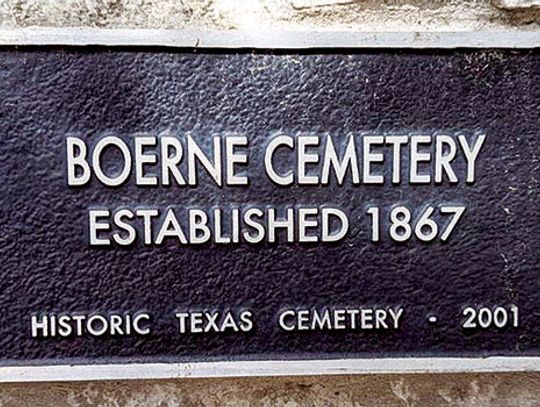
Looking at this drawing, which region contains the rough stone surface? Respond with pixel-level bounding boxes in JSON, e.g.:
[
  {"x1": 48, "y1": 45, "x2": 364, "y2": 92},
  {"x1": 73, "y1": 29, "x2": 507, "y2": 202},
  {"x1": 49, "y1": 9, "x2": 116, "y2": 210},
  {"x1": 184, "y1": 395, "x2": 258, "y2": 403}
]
[
  {"x1": 0, "y1": 0, "x2": 539, "y2": 31},
  {"x1": 493, "y1": 0, "x2": 540, "y2": 10},
  {"x1": 0, "y1": 374, "x2": 540, "y2": 406}
]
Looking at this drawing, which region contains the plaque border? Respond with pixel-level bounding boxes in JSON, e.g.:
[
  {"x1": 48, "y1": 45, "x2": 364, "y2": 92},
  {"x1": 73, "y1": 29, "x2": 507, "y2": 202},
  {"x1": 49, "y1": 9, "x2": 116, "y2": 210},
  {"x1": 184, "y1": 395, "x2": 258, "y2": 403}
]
[
  {"x1": 0, "y1": 34, "x2": 538, "y2": 380},
  {"x1": 1, "y1": 357, "x2": 540, "y2": 382},
  {"x1": 0, "y1": 27, "x2": 539, "y2": 48}
]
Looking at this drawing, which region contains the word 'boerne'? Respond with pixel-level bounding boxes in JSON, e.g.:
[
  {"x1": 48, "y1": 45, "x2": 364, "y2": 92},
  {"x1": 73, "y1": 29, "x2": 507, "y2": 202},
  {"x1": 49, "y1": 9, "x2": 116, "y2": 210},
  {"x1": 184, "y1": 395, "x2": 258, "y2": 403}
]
[{"x1": 66, "y1": 133, "x2": 486, "y2": 187}]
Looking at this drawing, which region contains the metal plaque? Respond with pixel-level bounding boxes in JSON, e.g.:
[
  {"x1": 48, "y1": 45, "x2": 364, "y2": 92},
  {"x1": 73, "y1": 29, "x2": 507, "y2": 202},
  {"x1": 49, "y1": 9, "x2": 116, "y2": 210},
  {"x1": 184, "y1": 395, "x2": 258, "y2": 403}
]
[{"x1": 0, "y1": 48, "x2": 539, "y2": 380}]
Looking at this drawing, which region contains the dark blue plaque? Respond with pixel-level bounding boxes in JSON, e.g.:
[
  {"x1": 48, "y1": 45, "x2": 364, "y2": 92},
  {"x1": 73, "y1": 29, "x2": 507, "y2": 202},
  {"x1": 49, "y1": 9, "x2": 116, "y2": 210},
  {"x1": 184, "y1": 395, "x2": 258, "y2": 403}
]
[{"x1": 0, "y1": 48, "x2": 538, "y2": 378}]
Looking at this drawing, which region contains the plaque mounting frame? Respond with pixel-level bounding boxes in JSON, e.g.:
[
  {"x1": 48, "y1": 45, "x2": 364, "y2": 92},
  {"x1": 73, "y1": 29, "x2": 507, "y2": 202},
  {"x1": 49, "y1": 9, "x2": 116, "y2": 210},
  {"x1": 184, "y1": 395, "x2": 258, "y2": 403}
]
[
  {"x1": 2, "y1": 357, "x2": 540, "y2": 382},
  {"x1": 0, "y1": 27, "x2": 539, "y2": 49},
  {"x1": 0, "y1": 29, "x2": 539, "y2": 382}
]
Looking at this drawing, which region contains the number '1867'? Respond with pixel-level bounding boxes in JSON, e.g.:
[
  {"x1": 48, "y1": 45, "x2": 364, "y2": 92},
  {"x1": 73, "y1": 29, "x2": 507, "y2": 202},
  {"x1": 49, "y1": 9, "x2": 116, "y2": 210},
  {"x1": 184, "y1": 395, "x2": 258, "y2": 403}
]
[{"x1": 366, "y1": 204, "x2": 466, "y2": 242}]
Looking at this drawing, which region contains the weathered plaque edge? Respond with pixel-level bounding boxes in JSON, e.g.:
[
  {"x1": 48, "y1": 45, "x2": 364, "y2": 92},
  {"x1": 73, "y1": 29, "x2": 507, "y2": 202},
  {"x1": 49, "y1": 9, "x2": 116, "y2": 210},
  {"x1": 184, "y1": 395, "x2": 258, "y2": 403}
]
[
  {"x1": 0, "y1": 27, "x2": 539, "y2": 48},
  {"x1": 1, "y1": 357, "x2": 540, "y2": 382}
]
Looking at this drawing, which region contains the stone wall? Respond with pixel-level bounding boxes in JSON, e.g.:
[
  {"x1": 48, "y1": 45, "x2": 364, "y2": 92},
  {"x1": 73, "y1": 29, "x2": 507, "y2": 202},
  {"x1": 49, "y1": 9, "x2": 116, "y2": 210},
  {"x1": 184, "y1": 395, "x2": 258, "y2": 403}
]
[
  {"x1": 0, "y1": 374, "x2": 540, "y2": 406},
  {"x1": 0, "y1": 0, "x2": 539, "y2": 31},
  {"x1": 0, "y1": 1, "x2": 539, "y2": 406}
]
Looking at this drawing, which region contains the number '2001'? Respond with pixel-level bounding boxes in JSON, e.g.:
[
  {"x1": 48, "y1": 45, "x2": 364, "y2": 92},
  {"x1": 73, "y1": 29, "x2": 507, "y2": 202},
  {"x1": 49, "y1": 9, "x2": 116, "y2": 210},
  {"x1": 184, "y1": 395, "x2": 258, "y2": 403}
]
[{"x1": 462, "y1": 305, "x2": 519, "y2": 329}]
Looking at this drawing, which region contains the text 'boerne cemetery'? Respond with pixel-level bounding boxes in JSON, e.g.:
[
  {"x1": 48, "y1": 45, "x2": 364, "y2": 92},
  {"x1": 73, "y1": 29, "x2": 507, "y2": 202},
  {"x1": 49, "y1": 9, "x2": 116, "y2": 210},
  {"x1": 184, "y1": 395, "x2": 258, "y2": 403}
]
[{"x1": 65, "y1": 133, "x2": 485, "y2": 246}]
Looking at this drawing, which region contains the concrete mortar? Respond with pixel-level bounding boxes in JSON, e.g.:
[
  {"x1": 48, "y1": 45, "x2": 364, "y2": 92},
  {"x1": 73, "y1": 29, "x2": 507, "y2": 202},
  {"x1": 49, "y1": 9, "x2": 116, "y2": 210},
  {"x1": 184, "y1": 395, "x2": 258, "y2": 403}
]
[{"x1": 1, "y1": 1, "x2": 540, "y2": 406}]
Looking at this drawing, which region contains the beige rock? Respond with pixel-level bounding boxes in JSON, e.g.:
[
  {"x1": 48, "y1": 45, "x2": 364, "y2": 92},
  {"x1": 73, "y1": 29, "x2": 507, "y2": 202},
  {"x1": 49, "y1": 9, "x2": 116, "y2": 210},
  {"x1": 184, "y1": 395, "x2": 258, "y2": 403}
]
[
  {"x1": 0, "y1": 0, "x2": 539, "y2": 31},
  {"x1": 493, "y1": 0, "x2": 540, "y2": 9},
  {"x1": 0, "y1": 374, "x2": 540, "y2": 406}
]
